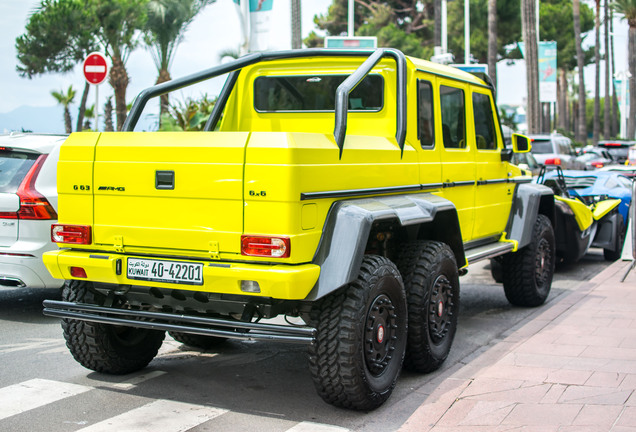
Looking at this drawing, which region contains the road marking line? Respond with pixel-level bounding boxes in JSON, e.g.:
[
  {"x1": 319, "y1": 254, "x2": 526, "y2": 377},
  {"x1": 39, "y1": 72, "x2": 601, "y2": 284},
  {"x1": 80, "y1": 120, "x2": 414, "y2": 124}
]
[
  {"x1": 0, "y1": 379, "x2": 92, "y2": 421},
  {"x1": 286, "y1": 421, "x2": 350, "y2": 432},
  {"x1": 76, "y1": 399, "x2": 227, "y2": 432},
  {"x1": 0, "y1": 338, "x2": 64, "y2": 354},
  {"x1": 109, "y1": 370, "x2": 167, "y2": 390}
]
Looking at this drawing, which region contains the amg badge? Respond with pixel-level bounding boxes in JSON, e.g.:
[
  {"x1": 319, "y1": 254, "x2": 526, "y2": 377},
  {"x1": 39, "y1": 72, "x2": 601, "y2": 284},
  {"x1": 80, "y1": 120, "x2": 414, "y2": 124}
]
[{"x1": 98, "y1": 186, "x2": 126, "y2": 191}]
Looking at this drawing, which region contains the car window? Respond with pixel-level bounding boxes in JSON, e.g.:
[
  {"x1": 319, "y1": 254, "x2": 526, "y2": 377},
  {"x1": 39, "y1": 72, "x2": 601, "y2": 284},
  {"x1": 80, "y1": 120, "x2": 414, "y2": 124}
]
[
  {"x1": 417, "y1": 80, "x2": 435, "y2": 149},
  {"x1": 472, "y1": 92, "x2": 497, "y2": 150},
  {"x1": 0, "y1": 151, "x2": 38, "y2": 193},
  {"x1": 440, "y1": 85, "x2": 466, "y2": 149},
  {"x1": 253, "y1": 74, "x2": 384, "y2": 112},
  {"x1": 618, "y1": 176, "x2": 633, "y2": 188},
  {"x1": 531, "y1": 139, "x2": 552, "y2": 154}
]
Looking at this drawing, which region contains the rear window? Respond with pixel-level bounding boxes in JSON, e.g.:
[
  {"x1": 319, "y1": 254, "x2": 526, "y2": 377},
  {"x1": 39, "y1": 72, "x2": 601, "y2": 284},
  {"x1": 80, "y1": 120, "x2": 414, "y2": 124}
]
[
  {"x1": 531, "y1": 139, "x2": 553, "y2": 154},
  {"x1": 0, "y1": 151, "x2": 38, "y2": 193},
  {"x1": 254, "y1": 74, "x2": 384, "y2": 112}
]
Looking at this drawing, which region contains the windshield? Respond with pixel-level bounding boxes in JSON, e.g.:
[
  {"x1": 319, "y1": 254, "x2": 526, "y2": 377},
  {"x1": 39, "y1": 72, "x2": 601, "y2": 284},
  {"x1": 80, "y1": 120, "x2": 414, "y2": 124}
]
[
  {"x1": 530, "y1": 139, "x2": 553, "y2": 154},
  {"x1": 254, "y1": 74, "x2": 384, "y2": 112},
  {"x1": 0, "y1": 151, "x2": 38, "y2": 194}
]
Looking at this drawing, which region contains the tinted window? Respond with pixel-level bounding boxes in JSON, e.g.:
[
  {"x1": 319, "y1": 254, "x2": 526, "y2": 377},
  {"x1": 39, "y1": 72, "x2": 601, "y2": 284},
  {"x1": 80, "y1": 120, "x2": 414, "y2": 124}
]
[
  {"x1": 472, "y1": 92, "x2": 497, "y2": 150},
  {"x1": 531, "y1": 139, "x2": 553, "y2": 154},
  {"x1": 440, "y1": 85, "x2": 465, "y2": 149},
  {"x1": 418, "y1": 80, "x2": 435, "y2": 148},
  {"x1": 0, "y1": 151, "x2": 37, "y2": 193},
  {"x1": 254, "y1": 75, "x2": 383, "y2": 112}
]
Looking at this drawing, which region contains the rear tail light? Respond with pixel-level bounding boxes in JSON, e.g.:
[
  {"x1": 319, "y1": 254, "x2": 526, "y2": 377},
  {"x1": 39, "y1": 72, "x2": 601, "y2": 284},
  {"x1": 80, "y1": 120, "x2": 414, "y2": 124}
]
[
  {"x1": 592, "y1": 162, "x2": 604, "y2": 168},
  {"x1": 545, "y1": 158, "x2": 562, "y2": 166},
  {"x1": 51, "y1": 224, "x2": 92, "y2": 245},
  {"x1": 241, "y1": 235, "x2": 290, "y2": 258},
  {"x1": 0, "y1": 154, "x2": 57, "y2": 220},
  {"x1": 70, "y1": 267, "x2": 87, "y2": 278}
]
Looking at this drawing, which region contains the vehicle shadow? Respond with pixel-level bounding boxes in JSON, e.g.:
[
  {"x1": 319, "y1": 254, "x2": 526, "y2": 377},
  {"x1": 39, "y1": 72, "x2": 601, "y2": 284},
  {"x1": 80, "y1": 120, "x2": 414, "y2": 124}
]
[{"x1": 0, "y1": 287, "x2": 62, "y2": 324}]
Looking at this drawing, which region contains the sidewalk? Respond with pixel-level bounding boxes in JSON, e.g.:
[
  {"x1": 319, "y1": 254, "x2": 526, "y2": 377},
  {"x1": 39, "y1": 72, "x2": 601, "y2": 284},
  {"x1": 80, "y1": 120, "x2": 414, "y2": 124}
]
[{"x1": 400, "y1": 259, "x2": 636, "y2": 432}]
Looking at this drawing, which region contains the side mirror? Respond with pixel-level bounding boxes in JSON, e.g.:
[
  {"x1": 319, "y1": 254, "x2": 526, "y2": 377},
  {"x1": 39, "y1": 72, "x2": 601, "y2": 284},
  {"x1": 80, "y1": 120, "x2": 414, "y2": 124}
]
[{"x1": 512, "y1": 134, "x2": 531, "y2": 153}]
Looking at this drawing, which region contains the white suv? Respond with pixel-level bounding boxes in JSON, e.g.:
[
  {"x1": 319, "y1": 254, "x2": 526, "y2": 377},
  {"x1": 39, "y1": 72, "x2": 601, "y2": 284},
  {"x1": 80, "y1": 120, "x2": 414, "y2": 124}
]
[
  {"x1": 529, "y1": 133, "x2": 585, "y2": 170},
  {"x1": 0, "y1": 133, "x2": 65, "y2": 289}
]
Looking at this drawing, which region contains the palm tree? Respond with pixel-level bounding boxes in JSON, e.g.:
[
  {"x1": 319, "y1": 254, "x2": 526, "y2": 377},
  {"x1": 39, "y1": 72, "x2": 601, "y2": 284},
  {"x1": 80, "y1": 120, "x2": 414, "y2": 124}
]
[
  {"x1": 488, "y1": 0, "x2": 498, "y2": 89},
  {"x1": 614, "y1": 0, "x2": 636, "y2": 138},
  {"x1": 145, "y1": 0, "x2": 216, "y2": 118},
  {"x1": 574, "y1": 0, "x2": 587, "y2": 144},
  {"x1": 593, "y1": 0, "x2": 601, "y2": 144},
  {"x1": 522, "y1": 0, "x2": 540, "y2": 133},
  {"x1": 51, "y1": 85, "x2": 76, "y2": 133}
]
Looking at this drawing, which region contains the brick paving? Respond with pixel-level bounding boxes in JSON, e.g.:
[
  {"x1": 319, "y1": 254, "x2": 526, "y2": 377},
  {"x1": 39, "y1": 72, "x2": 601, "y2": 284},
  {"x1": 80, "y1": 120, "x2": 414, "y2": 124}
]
[{"x1": 400, "y1": 259, "x2": 636, "y2": 431}]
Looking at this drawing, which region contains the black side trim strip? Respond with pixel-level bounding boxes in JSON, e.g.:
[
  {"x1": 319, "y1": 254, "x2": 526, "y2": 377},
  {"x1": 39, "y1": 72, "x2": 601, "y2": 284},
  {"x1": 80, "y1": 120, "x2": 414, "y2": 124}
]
[
  {"x1": 443, "y1": 180, "x2": 475, "y2": 188},
  {"x1": 508, "y1": 177, "x2": 533, "y2": 184},
  {"x1": 89, "y1": 254, "x2": 109, "y2": 259},
  {"x1": 301, "y1": 184, "x2": 423, "y2": 201}
]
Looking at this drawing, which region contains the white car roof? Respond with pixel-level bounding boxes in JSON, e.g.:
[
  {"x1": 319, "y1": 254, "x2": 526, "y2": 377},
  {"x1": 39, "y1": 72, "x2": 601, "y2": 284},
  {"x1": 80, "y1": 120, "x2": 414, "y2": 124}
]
[{"x1": 0, "y1": 132, "x2": 67, "y2": 154}]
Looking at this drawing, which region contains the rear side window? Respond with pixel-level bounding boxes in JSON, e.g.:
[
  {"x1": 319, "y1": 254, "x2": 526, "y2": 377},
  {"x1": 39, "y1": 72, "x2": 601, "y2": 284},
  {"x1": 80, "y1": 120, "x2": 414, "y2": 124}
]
[
  {"x1": 0, "y1": 151, "x2": 38, "y2": 193},
  {"x1": 440, "y1": 85, "x2": 466, "y2": 149},
  {"x1": 417, "y1": 80, "x2": 435, "y2": 148},
  {"x1": 254, "y1": 75, "x2": 384, "y2": 112},
  {"x1": 531, "y1": 139, "x2": 553, "y2": 154},
  {"x1": 472, "y1": 92, "x2": 497, "y2": 150}
]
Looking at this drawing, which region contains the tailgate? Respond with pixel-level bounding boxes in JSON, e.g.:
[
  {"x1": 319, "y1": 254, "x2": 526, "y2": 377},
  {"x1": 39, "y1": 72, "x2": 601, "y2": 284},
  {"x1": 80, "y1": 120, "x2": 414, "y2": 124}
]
[{"x1": 60, "y1": 132, "x2": 248, "y2": 255}]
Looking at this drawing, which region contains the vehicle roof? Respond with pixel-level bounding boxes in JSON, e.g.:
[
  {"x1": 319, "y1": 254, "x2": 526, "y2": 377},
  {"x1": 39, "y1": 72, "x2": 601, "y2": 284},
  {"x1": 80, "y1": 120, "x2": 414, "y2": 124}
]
[
  {"x1": 406, "y1": 56, "x2": 486, "y2": 86},
  {"x1": 0, "y1": 133, "x2": 67, "y2": 154}
]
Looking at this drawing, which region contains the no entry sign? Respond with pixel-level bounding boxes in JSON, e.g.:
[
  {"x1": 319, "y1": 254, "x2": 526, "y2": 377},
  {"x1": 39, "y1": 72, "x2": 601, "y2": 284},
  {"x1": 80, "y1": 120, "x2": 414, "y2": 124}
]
[{"x1": 83, "y1": 52, "x2": 108, "y2": 85}]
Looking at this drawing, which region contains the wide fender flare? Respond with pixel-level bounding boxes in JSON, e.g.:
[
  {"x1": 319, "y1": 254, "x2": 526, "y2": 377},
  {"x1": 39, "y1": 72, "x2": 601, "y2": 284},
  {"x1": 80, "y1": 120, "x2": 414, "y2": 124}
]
[
  {"x1": 506, "y1": 183, "x2": 555, "y2": 249},
  {"x1": 307, "y1": 193, "x2": 464, "y2": 300}
]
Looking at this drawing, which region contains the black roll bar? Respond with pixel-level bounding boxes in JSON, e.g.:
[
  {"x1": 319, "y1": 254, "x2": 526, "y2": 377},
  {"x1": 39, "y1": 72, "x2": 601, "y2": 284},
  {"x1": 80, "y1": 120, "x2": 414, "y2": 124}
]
[{"x1": 122, "y1": 48, "x2": 407, "y2": 158}]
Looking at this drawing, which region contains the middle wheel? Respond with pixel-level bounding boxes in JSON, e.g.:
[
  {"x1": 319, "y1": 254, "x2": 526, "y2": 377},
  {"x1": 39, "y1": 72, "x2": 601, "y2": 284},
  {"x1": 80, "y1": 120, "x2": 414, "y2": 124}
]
[{"x1": 308, "y1": 255, "x2": 408, "y2": 411}]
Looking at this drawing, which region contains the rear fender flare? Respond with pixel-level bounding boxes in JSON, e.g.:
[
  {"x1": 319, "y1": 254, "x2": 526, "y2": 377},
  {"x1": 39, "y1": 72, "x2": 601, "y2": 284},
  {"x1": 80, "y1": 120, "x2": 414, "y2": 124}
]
[
  {"x1": 307, "y1": 194, "x2": 464, "y2": 300},
  {"x1": 506, "y1": 183, "x2": 555, "y2": 249}
]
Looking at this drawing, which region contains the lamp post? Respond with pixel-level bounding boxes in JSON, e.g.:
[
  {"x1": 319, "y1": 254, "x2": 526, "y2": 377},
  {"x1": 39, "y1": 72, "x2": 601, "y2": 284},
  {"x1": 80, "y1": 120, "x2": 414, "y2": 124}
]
[{"x1": 616, "y1": 70, "x2": 632, "y2": 139}]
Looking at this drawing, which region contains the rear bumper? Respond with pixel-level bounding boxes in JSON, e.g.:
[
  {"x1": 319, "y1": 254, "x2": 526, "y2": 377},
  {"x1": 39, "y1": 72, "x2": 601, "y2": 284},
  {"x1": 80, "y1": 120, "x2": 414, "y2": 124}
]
[
  {"x1": 0, "y1": 256, "x2": 64, "y2": 289},
  {"x1": 43, "y1": 249, "x2": 320, "y2": 300},
  {"x1": 42, "y1": 300, "x2": 316, "y2": 344}
]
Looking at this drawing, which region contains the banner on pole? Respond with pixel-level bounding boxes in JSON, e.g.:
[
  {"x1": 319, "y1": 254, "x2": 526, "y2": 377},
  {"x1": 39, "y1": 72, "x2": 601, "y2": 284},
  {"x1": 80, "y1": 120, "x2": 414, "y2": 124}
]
[{"x1": 517, "y1": 41, "x2": 558, "y2": 103}]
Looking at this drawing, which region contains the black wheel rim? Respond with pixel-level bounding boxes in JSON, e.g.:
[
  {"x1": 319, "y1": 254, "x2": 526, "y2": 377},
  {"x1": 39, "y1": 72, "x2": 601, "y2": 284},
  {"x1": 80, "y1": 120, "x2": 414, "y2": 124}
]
[
  {"x1": 428, "y1": 275, "x2": 454, "y2": 343},
  {"x1": 364, "y1": 293, "x2": 398, "y2": 376},
  {"x1": 535, "y1": 238, "x2": 552, "y2": 287}
]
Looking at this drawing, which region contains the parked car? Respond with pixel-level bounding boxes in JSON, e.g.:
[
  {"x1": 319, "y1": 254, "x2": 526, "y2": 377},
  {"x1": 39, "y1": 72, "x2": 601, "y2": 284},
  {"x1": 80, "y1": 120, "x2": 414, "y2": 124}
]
[
  {"x1": 0, "y1": 133, "x2": 65, "y2": 289},
  {"x1": 600, "y1": 165, "x2": 636, "y2": 179},
  {"x1": 597, "y1": 140, "x2": 636, "y2": 164},
  {"x1": 529, "y1": 133, "x2": 585, "y2": 170},
  {"x1": 575, "y1": 150, "x2": 613, "y2": 170},
  {"x1": 540, "y1": 169, "x2": 631, "y2": 261}
]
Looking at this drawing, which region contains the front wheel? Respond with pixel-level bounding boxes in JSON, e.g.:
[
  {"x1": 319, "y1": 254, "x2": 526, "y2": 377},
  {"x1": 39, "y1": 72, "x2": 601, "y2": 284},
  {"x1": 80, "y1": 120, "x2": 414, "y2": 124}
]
[
  {"x1": 308, "y1": 255, "x2": 407, "y2": 411},
  {"x1": 61, "y1": 280, "x2": 165, "y2": 374},
  {"x1": 501, "y1": 214, "x2": 555, "y2": 307},
  {"x1": 604, "y1": 217, "x2": 625, "y2": 261}
]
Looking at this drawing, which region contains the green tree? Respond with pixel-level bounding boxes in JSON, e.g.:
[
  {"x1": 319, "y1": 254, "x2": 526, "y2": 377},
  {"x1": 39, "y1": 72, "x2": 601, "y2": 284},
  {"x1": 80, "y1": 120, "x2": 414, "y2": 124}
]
[
  {"x1": 51, "y1": 85, "x2": 77, "y2": 133},
  {"x1": 144, "y1": 0, "x2": 215, "y2": 117},
  {"x1": 15, "y1": 0, "x2": 98, "y2": 131},
  {"x1": 614, "y1": 0, "x2": 636, "y2": 138},
  {"x1": 159, "y1": 95, "x2": 216, "y2": 131},
  {"x1": 89, "y1": 0, "x2": 148, "y2": 131}
]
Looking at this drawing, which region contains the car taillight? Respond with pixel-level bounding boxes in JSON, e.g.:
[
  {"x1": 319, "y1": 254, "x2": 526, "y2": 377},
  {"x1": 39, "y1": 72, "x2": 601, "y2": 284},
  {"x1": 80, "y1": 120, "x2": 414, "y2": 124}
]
[
  {"x1": 51, "y1": 224, "x2": 92, "y2": 245},
  {"x1": 241, "y1": 235, "x2": 290, "y2": 258},
  {"x1": 545, "y1": 158, "x2": 562, "y2": 166},
  {"x1": 0, "y1": 154, "x2": 57, "y2": 220},
  {"x1": 592, "y1": 162, "x2": 604, "y2": 168}
]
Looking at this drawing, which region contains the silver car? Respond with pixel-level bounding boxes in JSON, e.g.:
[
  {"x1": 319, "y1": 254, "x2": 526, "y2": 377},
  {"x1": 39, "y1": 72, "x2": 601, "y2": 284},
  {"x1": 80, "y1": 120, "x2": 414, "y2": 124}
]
[
  {"x1": 0, "y1": 133, "x2": 65, "y2": 289},
  {"x1": 529, "y1": 133, "x2": 585, "y2": 170}
]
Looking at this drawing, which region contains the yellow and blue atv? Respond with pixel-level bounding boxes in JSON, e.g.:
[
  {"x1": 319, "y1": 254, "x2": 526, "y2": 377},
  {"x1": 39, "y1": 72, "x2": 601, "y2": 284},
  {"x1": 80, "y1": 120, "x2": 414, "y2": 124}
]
[{"x1": 537, "y1": 167, "x2": 622, "y2": 263}]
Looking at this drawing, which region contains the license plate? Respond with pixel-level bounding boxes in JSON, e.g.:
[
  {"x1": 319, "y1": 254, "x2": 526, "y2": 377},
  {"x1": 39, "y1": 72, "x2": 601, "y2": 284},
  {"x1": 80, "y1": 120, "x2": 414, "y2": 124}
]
[{"x1": 127, "y1": 258, "x2": 203, "y2": 285}]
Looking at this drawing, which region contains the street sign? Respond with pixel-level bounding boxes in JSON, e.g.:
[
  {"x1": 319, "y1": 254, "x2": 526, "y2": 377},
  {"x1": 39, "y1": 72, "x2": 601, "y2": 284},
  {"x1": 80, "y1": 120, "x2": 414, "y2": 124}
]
[
  {"x1": 83, "y1": 52, "x2": 108, "y2": 85},
  {"x1": 325, "y1": 36, "x2": 377, "y2": 49}
]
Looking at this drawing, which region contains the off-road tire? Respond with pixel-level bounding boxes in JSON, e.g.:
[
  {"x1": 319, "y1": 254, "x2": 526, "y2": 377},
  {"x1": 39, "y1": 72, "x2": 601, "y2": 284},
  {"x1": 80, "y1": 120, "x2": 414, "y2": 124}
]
[
  {"x1": 168, "y1": 331, "x2": 226, "y2": 349},
  {"x1": 61, "y1": 280, "x2": 165, "y2": 374},
  {"x1": 308, "y1": 255, "x2": 407, "y2": 411},
  {"x1": 501, "y1": 214, "x2": 555, "y2": 307},
  {"x1": 397, "y1": 241, "x2": 460, "y2": 373},
  {"x1": 604, "y1": 217, "x2": 625, "y2": 261}
]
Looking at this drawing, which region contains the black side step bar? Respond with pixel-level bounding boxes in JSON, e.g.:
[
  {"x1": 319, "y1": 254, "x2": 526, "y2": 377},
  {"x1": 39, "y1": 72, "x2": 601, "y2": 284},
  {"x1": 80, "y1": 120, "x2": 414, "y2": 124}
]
[{"x1": 43, "y1": 300, "x2": 316, "y2": 345}]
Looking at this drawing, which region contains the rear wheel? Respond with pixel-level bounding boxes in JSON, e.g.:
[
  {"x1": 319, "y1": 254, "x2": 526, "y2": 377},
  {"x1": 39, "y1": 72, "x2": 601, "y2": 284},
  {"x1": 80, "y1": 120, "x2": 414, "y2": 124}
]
[
  {"x1": 308, "y1": 255, "x2": 407, "y2": 411},
  {"x1": 168, "y1": 331, "x2": 226, "y2": 349},
  {"x1": 604, "y1": 217, "x2": 625, "y2": 261},
  {"x1": 397, "y1": 241, "x2": 460, "y2": 373},
  {"x1": 502, "y1": 214, "x2": 555, "y2": 307},
  {"x1": 61, "y1": 280, "x2": 165, "y2": 374}
]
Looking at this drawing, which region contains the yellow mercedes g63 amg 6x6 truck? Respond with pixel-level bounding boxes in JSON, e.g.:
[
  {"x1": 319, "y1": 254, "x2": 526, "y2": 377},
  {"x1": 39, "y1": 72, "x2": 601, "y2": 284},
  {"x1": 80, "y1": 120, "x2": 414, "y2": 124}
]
[{"x1": 43, "y1": 49, "x2": 556, "y2": 410}]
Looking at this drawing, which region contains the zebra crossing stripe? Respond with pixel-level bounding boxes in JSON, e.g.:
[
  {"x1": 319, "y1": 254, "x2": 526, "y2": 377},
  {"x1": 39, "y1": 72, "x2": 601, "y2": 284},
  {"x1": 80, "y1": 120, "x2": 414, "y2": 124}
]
[
  {"x1": 0, "y1": 378, "x2": 92, "y2": 421},
  {"x1": 286, "y1": 422, "x2": 350, "y2": 432},
  {"x1": 76, "y1": 399, "x2": 228, "y2": 432}
]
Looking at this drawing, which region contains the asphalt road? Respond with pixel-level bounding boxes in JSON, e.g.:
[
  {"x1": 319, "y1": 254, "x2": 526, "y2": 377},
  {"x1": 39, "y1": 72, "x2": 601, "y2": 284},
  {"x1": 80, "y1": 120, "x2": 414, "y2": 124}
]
[{"x1": 0, "y1": 250, "x2": 610, "y2": 432}]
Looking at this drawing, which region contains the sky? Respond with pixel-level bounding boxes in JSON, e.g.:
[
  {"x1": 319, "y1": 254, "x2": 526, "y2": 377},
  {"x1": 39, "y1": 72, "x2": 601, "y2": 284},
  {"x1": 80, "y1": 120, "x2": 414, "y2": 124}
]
[{"x1": 0, "y1": 0, "x2": 630, "y2": 131}]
